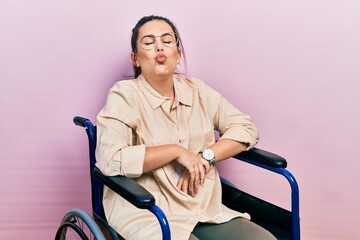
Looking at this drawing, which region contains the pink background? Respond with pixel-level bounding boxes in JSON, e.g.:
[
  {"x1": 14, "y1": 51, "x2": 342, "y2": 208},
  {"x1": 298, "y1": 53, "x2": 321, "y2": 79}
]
[{"x1": 1, "y1": 0, "x2": 359, "y2": 239}]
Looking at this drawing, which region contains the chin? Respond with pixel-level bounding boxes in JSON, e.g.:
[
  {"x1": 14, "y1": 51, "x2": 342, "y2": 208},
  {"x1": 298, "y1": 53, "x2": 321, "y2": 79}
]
[{"x1": 155, "y1": 67, "x2": 175, "y2": 76}]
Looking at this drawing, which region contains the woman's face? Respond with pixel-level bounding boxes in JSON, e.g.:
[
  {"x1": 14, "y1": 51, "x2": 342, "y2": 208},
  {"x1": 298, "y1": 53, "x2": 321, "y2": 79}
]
[{"x1": 132, "y1": 20, "x2": 181, "y2": 80}]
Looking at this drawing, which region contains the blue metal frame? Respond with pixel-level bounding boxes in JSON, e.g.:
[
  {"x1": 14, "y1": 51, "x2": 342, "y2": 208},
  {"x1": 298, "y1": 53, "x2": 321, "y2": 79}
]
[
  {"x1": 82, "y1": 119, "x2": 171, "y2": 240},
  {"x1": 236, "y1": 157, "x2": 300, "y2": 240},
  {"x1": 84, "y1": 120, "x2": 96, "y2": 171},
  {"x1": 151, "y1": 205, "x2": 171, "y2": 240},
  {"x1": 84, "y1": 121, "x2": 106, "y2": 220}
]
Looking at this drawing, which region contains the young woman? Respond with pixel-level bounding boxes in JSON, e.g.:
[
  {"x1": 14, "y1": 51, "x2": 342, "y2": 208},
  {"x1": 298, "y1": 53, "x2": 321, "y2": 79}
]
[{"x1": 96, "y1": 15, "x2": 275, "y2": 240}]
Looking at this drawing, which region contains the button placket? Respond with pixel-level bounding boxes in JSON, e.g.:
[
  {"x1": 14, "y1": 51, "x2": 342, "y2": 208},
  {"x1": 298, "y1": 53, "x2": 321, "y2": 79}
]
[{"x1": 170, "y1": 105, "x2": 181, "y2": 144}]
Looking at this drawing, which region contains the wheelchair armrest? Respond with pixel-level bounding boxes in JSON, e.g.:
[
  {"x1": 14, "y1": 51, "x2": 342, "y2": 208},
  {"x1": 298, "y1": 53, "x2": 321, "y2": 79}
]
[
  {"x1": 234, "y1": 148, "x2": 287, "y2": 168},
  {"x1": 93, "y1": 167, "x2": 155, "y2": 209}
]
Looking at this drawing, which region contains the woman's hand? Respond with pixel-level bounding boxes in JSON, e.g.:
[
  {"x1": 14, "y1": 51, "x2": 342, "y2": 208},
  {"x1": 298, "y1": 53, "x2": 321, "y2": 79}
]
[{"x1": 176, "y1": 152, "x2": 210, "y2": 196}]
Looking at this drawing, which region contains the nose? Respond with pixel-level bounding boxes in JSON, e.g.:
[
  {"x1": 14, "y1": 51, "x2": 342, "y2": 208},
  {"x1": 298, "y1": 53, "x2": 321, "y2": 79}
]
[
  {"x1": 155, "y1": 45, "x2": 164, "y2": 52},
  {"x1": 155, "y1": 39, "x2": 164, "y2": 52}
]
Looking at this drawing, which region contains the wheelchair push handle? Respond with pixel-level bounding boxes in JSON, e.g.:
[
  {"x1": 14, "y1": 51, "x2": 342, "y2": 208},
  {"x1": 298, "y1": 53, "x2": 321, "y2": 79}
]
[{"x1": 73, "y1": 116, "x2": 91, "y2": 128}]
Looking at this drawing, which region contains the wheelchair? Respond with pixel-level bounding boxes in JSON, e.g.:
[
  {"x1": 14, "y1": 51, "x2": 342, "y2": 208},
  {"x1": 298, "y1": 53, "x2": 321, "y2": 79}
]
[{"x1": 55, "y1": 116, "x2": 300, "y2": 240}]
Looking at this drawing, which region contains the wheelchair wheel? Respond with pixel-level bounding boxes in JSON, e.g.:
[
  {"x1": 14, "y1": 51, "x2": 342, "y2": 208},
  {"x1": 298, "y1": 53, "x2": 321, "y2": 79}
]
[
  {"x1": 55, "y1": 208, "x2": 106, "y2": 240},
  {"x1": 55, "y1": 220, "x2": 89, "y2": 240}
]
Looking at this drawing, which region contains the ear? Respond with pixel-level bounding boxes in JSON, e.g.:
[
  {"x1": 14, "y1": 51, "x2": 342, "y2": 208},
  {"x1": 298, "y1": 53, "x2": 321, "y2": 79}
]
[
  {"x1": 131, "y1": 52, "x2": 139, "y2": 67},
  {"x1": 176, "y1": 50, "x2": 182, "y2": 64}
]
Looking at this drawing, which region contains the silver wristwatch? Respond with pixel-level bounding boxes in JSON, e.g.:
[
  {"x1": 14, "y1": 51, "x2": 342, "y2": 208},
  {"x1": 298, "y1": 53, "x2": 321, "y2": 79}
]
[{"x1": 200, "y1": 148, "x2": 215, "y2": 165}]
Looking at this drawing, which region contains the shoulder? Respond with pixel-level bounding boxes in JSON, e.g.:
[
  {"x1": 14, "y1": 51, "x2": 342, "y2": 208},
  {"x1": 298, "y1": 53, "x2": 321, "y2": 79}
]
[
  {"x1": 177, "y1": 76, "x2": 221, "y2": 98},
  {"x1": 175, "y1": 77, "x2": 213, "y2": 94},
  {"x1": 102, "y1": 79, "x2": 139, "y2": 111},
  {"x1": 99, "y1": 80, "x2": 139, "y2": 123},
  {"x1": 176, "y1": 76, "x2": 206, "y2": 89},
  {"x1": 106, "y1": 79, "x2": 142, "y2": 103},
  {"x1": 111, "y1": 79, "x2": 139, "y2": 94}
]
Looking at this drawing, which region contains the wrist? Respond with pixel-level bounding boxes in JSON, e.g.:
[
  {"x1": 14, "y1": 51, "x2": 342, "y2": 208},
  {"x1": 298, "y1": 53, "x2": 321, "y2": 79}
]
[
  {"x1": 199, "y1": 148, "x2": 215, "y2": 165},
  {"x1": 173, "y1": 144, "x2": 186, "y2": 158}
]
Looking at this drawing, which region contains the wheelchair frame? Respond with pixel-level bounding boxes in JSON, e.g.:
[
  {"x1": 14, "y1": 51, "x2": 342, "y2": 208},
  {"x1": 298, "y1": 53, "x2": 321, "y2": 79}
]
[{"x1": 55, "y1": 116, "x2": 300, "y2": 240}]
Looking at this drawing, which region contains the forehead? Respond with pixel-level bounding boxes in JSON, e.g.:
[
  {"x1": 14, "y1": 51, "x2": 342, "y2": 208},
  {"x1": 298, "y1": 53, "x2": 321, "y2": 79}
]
[{"x1": 138, "y1": 20, "x2": 173, "y2": 37}]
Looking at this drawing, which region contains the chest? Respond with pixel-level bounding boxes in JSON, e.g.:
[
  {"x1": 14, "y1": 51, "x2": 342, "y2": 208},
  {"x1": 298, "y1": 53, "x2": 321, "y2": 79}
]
[{"x1": 134, "y1": 100, "x2": 215, "y2": 152}]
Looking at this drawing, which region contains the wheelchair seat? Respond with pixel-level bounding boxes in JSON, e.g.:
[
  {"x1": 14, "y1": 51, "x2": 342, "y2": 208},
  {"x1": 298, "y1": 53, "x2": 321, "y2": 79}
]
[{"x1": 55, "y1": 116, "x2": 300, "y2": 240}]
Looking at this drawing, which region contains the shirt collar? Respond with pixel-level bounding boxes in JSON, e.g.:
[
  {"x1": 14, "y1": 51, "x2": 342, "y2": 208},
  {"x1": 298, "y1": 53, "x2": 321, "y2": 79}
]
[
  {"x1": 174, "y1": 77, "x2": 192, "y2": 107},
  {"x1": 137, "y1": 75, "x2": 192, "y2": 110}
]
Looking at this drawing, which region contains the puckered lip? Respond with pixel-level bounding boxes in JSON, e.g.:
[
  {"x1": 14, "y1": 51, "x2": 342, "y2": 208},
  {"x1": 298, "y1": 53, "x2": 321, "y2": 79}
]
[{"x1": 155, "y1": 53, "x2": 167, "y2": 63}]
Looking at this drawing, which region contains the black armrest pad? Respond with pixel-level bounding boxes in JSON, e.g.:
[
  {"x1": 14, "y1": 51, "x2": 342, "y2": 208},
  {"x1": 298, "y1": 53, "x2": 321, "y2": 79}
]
[
  {"x1": 93, "y1": 167, "x2": 155, "y2": 209},
  {"x1": 234, "y1": 148, "x2": 287, "y2": 168}
]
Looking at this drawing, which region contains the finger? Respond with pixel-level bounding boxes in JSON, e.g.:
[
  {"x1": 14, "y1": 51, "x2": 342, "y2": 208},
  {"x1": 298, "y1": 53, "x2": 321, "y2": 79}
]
[
  {"x1": 188, "y1": 169, "x2": 195, "y2": 196},
  {"x1": 201, "y1": 158, "x2": 210, "y2": 174},
  {"x1": 192, "y1": 168, "x2": 202, "y2": 196},
  {"x1": 177, "y1": 174, "x2": 184, "y2": 189},
  {"x1": 194, "y1": 164, "x2": 201, "y2": 194},
  {"x1": 199, "y1": 163, "x2": 205, "y2": 186},
  {"x1": 182, "y1": 175, "x2": 189, "y2": 195},
  {"x1": 195, "y1": 165, "x2": 200, "y2": 189}
]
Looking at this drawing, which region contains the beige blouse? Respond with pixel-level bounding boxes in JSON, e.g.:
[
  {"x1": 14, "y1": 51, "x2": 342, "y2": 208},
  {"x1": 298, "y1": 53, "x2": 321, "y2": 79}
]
[{"x1": 95, "y1": 75, "x2": 259, "y2": 240}]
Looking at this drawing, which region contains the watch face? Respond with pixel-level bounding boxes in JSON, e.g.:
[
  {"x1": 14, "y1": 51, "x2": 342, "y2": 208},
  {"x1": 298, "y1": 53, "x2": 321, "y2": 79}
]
[{"x1": 203, "y1": 149, "x2": 215, "y2": 160}]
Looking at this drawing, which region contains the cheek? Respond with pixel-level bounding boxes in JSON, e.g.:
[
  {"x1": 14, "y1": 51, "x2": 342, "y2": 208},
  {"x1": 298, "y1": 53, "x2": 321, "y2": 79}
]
[
  {"x1": 170, "y1": 50, "x2": 181, "y2": 63},
  {"x1": 136, "y1": 52, "x2": 153, "y2": 65}
]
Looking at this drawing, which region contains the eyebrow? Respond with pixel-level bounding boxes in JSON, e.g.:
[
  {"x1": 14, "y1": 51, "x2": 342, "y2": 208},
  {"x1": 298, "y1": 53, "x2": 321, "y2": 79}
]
[{"x1": 141, "y1": 32, "x2": 173, "y2": 39}]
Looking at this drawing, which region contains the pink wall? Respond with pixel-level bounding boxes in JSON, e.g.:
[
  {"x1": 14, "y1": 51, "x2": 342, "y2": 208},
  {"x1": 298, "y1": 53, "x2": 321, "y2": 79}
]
[{"x1": 1, "y1": 1, "x2": 359, "y2": 239}]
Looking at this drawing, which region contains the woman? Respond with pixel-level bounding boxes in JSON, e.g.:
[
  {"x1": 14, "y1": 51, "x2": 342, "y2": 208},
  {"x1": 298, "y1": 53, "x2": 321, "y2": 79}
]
[{"x1": 96, "y1": 15, "x2": 275, "y2": 240}]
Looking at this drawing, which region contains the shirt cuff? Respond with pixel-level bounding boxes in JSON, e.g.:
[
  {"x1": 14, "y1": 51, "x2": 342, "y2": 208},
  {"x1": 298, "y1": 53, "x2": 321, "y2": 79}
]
[
  {"x1": 219, "y1": 128, "x2": 259, "y2": 151},
  {"x1": 119, "y1": 144, "x2": 146, "y2": 178}
]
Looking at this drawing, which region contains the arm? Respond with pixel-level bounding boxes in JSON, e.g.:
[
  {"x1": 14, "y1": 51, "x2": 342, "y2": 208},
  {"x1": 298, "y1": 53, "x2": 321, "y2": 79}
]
[
  {"x1": 213, "y1": 95, "x2": 259, "y2": 155},
  {"x1": 97, "y1": 114, "x2": 207, "y2": 186},
  {"x1": 206, "y1": 139, "x2": 248, "y2": 164},
  {"x1": 143, "y1": 144, "x2": 181, "y2": 173},
  {"x1": 201, "y1": 81, "x2": 259, "y2": 163},
  {"x1": 194, "y1": 78, "x2": 259, "y2": 153},
  {"x1": 144, "y1": 144, "x2": 208, "y2": 194},
  {"x1": 177, "y1": 79, "x2": 259, "y2": 195}
]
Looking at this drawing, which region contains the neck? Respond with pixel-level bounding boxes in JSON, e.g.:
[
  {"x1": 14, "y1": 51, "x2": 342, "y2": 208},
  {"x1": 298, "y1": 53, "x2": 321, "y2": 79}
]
[{"x1": 143, "y1": 74, "x2": 175, "y2": 99}]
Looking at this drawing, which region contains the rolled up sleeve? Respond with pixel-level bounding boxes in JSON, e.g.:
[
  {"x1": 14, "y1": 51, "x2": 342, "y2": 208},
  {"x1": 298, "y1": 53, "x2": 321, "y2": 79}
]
[
  {"x1": 95, "y1": 84, "x2": 145, "y2": 178},
  {"x1": 118, "y1": 144, "x2": 145, "y2": 177},
  {"x1": 215, "y1": 96, "x2": 259, "y2": 150}
]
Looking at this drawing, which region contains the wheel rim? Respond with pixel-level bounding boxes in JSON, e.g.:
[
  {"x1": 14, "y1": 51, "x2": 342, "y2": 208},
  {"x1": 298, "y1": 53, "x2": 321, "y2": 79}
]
[{"x1": 55, "y1": 216, "x2": 94, "y2": 240}]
